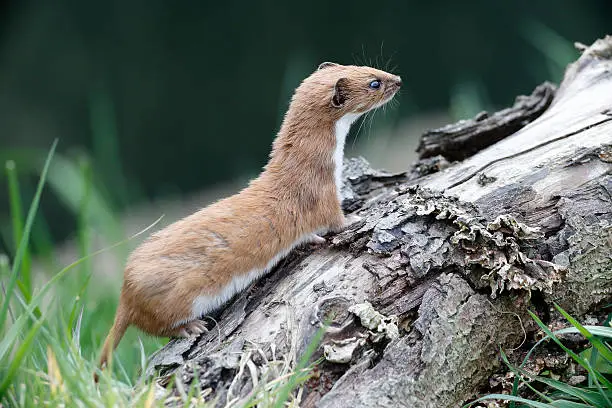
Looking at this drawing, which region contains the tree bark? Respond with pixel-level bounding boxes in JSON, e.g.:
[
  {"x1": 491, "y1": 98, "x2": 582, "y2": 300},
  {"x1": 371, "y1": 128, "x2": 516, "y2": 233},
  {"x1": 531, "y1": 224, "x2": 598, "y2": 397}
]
[{"x1": 149, "y1": 36, "x2": 612, "y2": 408}]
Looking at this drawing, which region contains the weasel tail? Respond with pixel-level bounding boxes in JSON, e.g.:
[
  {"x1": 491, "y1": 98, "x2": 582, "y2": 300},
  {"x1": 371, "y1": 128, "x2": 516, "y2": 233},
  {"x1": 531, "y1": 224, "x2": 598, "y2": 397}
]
[{"x1": 96, "y1": 302, "x2": 129, "y2": 381}]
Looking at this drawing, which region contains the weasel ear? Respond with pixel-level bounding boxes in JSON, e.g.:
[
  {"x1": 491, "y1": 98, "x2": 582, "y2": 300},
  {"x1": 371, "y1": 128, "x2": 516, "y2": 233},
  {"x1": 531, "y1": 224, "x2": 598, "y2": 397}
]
[
  {"x1": 318, "y1": 61, "x2": 339, "y2": 71},
  {"x1": 332, "y1": 77, "x2": 349, "y2": 108}
]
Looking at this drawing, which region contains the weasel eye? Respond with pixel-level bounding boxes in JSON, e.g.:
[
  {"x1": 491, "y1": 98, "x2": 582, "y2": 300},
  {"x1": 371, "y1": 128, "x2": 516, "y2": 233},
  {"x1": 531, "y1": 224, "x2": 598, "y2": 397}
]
[{"x1": 369, "y1": 80, "x2": 381, "y2": 89}]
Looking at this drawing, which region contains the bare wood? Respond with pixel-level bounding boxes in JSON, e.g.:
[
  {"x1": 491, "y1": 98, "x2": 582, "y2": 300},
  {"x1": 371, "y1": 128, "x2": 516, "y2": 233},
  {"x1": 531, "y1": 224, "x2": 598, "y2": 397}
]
[
  {"x1": 417, "y1": 82, "x2": 556, "y2": 161},
  {"x1": 149, "y1": 36, "x2": 612, "y2": 408}
]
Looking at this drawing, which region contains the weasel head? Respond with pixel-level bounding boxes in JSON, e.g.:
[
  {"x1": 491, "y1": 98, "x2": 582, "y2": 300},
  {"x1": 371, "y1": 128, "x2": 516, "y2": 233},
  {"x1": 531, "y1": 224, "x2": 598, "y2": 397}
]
[{"x1": 294, "y1": 62, "x2": 402, "y2": 119}]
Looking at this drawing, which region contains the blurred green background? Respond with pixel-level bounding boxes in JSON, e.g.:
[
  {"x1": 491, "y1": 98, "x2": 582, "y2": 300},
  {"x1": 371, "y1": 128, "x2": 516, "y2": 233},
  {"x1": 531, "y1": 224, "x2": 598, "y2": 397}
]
[
  {"x1": 0, "y1": 0, "x2": 610, "y2": 246},
  {"x1": 0, "y1": 0, "x2": 610, "y2": 383}
]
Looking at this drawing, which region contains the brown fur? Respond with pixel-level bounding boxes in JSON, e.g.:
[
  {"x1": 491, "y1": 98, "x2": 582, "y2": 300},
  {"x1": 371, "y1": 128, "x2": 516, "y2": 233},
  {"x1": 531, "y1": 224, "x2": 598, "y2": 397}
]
[{"x1": 98, "y1": 63, "x2": 401, "y2": 373}]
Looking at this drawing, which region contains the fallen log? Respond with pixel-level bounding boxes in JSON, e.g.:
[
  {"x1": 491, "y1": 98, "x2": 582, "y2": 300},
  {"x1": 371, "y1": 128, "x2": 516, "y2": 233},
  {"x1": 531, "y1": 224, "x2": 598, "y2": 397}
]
[{"x1": 148, "y1": 36, "x2": 612, "y2": 408}]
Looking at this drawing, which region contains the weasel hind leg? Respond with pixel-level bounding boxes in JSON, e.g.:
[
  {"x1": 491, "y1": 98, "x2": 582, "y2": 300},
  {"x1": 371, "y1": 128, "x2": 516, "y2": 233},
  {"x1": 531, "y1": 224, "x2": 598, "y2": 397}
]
[{"x1": 174, "y1": 319, "x2": 208, "y2": 338}]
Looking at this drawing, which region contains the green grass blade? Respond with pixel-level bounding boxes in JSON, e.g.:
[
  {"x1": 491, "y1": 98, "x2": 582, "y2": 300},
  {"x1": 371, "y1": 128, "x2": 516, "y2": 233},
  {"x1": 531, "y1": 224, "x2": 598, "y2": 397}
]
[
  {"x1": 67, "y1": 276, "x2": 90, "y2": 336},
  {"x1": 89, "y1": 87, "x2": 130, "y2": 207},
  {"x1": 0, "y1": 215, "x2": 162, "y2": 363},
  {"x1": 520, "y1": 19, "x2": 577, "y2": 82},
  {"x1": 586, "y1": 346, "x2": 600, "y2": 388},
  {"x1": 551, "y1": 326, "x2": 611, "y2": 338},
  {"x1": 46, "y1": 153, "x2": 125, "y2": 257},
  {"x1": 115, "y1": 350, "x2": 131, "y2": 385},
  {"x1": 272, "y1": 322, "x2": 327, "y2": 408},
  {"x1": 604, "y1": 310, "x2": 612, "y2": 327},
  {"x1": 71, "y1": 306, "x2": 84, "y2": 352},
  {"x1": 0, "y1": 255, "x2": 15, "y2": 325},
  {"x1": 528, "y1": 311, "x2": 612, "y2": 393},
  {"x1": 506, "y1": 323, "x2": 612, "y2": 408},
  {"x1": 0, "y1": 139, "x2": 57, "y2": 335},
  {"x1": 510, "y1": 325, "x2": 608, "y2": 408},
  {"x1": 502, "y1": 348, "x2": 608, "y2": 406},
  {"x1": 581, "y1": 347, "x2": 612, "y2": 374},
  {"x1": 6, "y1": 160, "x2": 32, "y2": 297},
  {"x1": 466, "y1": 393, "x2": 556, "y2": 407},
  {"x1": 533, "y1": 376, "x2": 607, "y2": 406},
  {"x1": 520, "y1": 325, "x2": 612, "y2": 368},
  {"x1": 500, "y1": 350, "x2": 553, "y2": 402},
  {"x1": 449, "y1": 80, "x2": 489, "y2": 121},
  {"x1": 549, "y1": 401, "x2": 596, "y2": 408},
  {"x1": 588, "y1": 371, "x2": 612, "y2": 408},
  {"x1": 14, "y1": 280, "x2": 41, "y2": 319},
  {"x1": 135, "y1": 337, "x2": 147, "y2": 388},
  {"x1": 0, "y1": 317, "x2": 45, "y2": 395},
  {"x1": 29, "y1": 212, "x2": 59, "y2": 271},
  {"x1": 15, "y1": 280, "x2": 31, "y2": 303},
  {"x1": 77, "y1": 156, "x2": 92, "y2": 276},
  {"x1": 554, "y1": 303, "x2": 612, "y2": 363}
]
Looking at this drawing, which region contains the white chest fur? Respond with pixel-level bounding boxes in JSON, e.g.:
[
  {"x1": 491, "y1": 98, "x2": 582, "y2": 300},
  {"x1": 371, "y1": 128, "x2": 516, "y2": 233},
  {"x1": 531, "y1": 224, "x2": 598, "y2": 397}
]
[{"x1": 333, "y1": 113, "x2": 361, "y2": 202}]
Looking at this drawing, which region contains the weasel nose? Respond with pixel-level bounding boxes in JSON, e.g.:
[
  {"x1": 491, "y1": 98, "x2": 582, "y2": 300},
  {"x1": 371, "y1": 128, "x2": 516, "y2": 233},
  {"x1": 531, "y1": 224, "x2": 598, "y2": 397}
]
[{"x1": 395, "y1": 76, "x2": 402, "y2": 87}]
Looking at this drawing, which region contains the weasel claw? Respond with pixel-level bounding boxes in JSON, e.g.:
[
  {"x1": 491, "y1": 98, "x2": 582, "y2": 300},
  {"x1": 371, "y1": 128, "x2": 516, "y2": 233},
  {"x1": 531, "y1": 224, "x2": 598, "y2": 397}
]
[{"x1": 188, "y1": 320, "x2": 208, "y2": 334}]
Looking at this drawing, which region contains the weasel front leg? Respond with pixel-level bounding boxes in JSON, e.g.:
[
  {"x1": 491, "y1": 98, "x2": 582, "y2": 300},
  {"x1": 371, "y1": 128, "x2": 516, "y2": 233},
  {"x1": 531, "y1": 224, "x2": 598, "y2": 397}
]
[
  {"x1": 328, "y1": 213, "x2": 363, "y2": 234},
  {"x1": 309, "y1": 214, "x2": 363, "y2": 245}
]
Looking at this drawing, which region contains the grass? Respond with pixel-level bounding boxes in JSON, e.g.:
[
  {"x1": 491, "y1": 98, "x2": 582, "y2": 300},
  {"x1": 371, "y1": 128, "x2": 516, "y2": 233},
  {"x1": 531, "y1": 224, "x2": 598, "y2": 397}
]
[
  {"x1": 448, "y1": 21, "x2": 578, "y2": 123},
  {"x1": 465, "y1": 304, "x2": 612, "y2": 408},
  {"x1": 0, "y1": 142, "x2": 322, "y2": 407},
  {"x1": 521, "y1": 19, "x2": 579, "y2": 84}
]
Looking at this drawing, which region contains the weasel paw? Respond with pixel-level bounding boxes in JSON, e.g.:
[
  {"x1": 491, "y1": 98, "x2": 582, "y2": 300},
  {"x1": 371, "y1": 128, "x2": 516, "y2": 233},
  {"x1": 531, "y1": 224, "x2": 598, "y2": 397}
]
[
  {"x1": 175, "y1": 319, "x2": 208, "y2": 338},
  {"x1": 309, "y1": 234, "x2": 327, "y2": 245}
]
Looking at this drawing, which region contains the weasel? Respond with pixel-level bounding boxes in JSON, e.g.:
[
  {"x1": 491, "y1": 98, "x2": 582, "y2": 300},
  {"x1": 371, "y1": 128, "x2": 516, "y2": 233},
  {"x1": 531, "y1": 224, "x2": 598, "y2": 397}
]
[{"x1": 98, "y1": 62, "x2": 401, "y2": 371}]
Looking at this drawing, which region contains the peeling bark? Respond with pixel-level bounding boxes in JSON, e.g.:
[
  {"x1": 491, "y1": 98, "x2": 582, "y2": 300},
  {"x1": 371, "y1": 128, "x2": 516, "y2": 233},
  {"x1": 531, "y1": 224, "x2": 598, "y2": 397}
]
[{"x1": 149, "y1": 36, "x2": 612, "y2": 408}]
